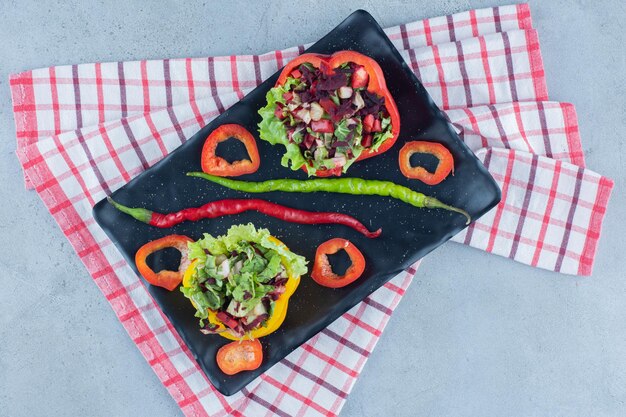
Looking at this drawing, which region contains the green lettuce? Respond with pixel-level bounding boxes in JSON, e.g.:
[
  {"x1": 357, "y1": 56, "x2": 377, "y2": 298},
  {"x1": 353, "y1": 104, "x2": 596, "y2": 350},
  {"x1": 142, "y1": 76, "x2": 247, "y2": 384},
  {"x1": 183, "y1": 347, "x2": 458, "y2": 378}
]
[
  {"x1": 333, "y1": 119, "x2": 351, "y2": 142},
  {"x1": 258, "y1": 77, "x2": 314, "y2": 173}
]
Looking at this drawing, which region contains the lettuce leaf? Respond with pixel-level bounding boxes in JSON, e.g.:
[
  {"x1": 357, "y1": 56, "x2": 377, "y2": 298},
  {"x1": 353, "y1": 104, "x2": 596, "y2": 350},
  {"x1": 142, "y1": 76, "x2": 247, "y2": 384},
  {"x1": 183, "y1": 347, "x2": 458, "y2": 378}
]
[
  {"x1": 334, "y1": 119, "x2": 351, "y2": 141},
  {"x1": 258, "y1": 77, "x2": 312, "y2": 173},
  {"x1": 281, "y1": 143, "x2": 308, "y2": 172},
  {"x1": 218, "y1": 224, "x2": 308, "y2": 277},
  {"x1": 371, "y1": 116, "x2": 393, "y2": 151}
]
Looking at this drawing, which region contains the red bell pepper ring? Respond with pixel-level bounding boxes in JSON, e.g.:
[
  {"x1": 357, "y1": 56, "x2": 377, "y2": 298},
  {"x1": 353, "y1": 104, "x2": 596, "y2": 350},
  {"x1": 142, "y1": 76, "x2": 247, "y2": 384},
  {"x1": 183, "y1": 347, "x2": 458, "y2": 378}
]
[
  {"x1": 398, "y1": 141, "x2": 454, "y2": 185},
  {"x1": 275, "y1": 51, "x2": 401, "y2": 177},
  {"x1": 311, "y1": 238, "x2": 366, "y2": 288},
  {"x1": 134, "y1": 235, "x2": 193, "y2": 291},
  {"x1": 201, "y1": 124, "x2": 260, "y2": 177},
  {"x1": 216, "y1": 339, "x2": 263, "y2": 375}
]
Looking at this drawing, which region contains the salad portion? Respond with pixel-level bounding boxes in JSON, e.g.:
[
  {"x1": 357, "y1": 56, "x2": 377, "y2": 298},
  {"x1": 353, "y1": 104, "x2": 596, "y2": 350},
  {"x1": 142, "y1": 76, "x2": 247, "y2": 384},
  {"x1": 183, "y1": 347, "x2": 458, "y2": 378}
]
[
  {"x1": 181, "y1": 224, "x2": 307, "y2": 340},
  {"x1": 259, "y1": 51, "x2": 400, "y2": 176}
]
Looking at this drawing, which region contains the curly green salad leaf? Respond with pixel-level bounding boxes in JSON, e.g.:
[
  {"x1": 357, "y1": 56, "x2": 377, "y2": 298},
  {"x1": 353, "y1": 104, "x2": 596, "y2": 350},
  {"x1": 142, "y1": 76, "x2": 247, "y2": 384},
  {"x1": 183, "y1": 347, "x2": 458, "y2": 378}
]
[{"x1": 258, "y1": 77, "x2": 299, "y2": 146}]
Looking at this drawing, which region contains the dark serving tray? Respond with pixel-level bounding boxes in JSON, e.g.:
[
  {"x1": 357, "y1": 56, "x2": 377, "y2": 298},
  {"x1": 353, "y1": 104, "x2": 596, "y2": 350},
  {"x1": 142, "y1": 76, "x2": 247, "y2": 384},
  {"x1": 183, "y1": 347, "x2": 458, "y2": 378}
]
[{"x1": 93, "y1": 10, "x2": 500, "y2": 395}]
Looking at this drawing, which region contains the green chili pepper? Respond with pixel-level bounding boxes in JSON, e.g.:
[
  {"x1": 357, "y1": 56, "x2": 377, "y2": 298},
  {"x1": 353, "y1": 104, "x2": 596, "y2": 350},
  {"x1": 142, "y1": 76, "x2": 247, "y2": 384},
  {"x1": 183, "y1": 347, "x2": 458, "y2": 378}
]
[{"x1": 187, "y1": 172, "x2": 471, "y2": 224}]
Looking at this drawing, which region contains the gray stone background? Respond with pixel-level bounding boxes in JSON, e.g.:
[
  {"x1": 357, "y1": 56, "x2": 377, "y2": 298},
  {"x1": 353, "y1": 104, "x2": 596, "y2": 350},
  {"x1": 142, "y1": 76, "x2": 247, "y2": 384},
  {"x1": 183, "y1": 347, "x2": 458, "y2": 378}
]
[{"x1": 1, "y1": 1, "x2": 624, "y2": 416}]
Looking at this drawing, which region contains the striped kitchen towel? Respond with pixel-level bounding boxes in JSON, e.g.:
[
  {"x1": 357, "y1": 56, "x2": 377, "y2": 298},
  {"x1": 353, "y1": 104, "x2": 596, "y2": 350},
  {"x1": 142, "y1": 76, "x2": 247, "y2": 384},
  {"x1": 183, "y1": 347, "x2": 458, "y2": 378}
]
[{"x1": 9, "y1": 4, "x2": 612, "y2": 416}]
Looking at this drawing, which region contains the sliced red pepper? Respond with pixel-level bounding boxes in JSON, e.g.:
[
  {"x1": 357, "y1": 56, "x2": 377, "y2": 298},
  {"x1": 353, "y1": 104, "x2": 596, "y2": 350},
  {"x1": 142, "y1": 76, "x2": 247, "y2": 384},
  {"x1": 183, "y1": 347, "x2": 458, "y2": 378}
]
[
  {"x1": 319, "y1": 97, "x2": 337, "y2": 114},
  {"x1": 275, "y1": 51, "x2": 401, "y2": 176},
  {"x1": 135, "y1": 235, "x2": 193, "y2": 291},
  {"x1": 311, "y1": 238, "x2": 366, "y2": 288},
  {"x1": 290, "y1": 69, "x2": 302, "y2": 78},
  {"x1": 371, "y1": 119, "x2": 382, "y2": 133},
  {"x1": 361, "y1": 134, "x2": 373, "y2": 148},
  {"x1": 398, "y1": 141, "x2": 454, "y2": 185},
  {"x1": 201, "y1": 124, "x2": 260, "y2": 177},
  {"x1": 216, "y1": 311, "x2": 239, "y2": 330},
  {"x1": 216, "y1": 339, "x2": 263, "y2": 375},
  {"x1": 310, "y1": 119, "x2": 334, "y2": 133},
  {"x1": 315, "y1": 165, "x2": 343, "y2": 177},
  {"x1": 363, "y1": 114, "x2": 375, "y2": 132},
  {"x1": 351, "y1": 65, "x2": 369, "y2": 89}
]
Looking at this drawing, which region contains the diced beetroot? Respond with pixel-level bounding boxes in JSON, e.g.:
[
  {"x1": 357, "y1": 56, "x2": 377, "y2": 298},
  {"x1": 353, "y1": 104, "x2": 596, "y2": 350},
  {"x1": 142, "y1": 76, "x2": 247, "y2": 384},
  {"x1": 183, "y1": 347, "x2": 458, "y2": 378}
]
[
  {"x1": 273, "y1": 278, "x2": 289, "y2": 287},
  {"x1": 332, "y1": 141, "x2": 350, "y2": 148},
  {"x1": 372, "y1": 118, "x2": 382, "y2": 132},
  {"x1": 351, "y1": 66, "x2": 369, "y2": 89},
  {"x1": 311, "y1": 119, "x2": 334, "y2": 133},
  {"x1": 216, "y1": 311, "x2": 239, "y2": 330},
  {"x1": 334, "y1": 100, "x2": 355, "y2": 120},
  {"x1": 291, "y1": 69, "x2": 302, "y2": 78},
  {"x1": 360, "y1": 90, "x2": 385, "y2": 114},
  {"x1": 363, "y1": 114, "x2": 375, "y2": 132},
  {"x1": 283, "y1": 92, "x2": 293, "y2": 101},
  {"x1": 298, "y1": 90, "x2": 315, "y2": 103},
  {"x1": 317, "y1": 72, "x2": 348, "y2": 91},
  {"x1": 362, "y1": 134, "x2": 373, "y2": 147}
]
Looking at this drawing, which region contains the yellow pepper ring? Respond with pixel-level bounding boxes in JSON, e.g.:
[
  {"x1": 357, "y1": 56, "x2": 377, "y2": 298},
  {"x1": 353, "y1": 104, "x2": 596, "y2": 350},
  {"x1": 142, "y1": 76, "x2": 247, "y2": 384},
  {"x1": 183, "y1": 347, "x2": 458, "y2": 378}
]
[{"x1": 182, "y1": 236, "x2": 300, "y2": 340}]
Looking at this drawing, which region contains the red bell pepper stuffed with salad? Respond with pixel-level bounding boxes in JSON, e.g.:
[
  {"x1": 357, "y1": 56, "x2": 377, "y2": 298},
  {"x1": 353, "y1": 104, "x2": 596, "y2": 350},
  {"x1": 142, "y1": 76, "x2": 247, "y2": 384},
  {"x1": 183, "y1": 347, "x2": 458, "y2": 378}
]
[{"x1": 258, "y1": 51, "x2": 400, "y2": 177}]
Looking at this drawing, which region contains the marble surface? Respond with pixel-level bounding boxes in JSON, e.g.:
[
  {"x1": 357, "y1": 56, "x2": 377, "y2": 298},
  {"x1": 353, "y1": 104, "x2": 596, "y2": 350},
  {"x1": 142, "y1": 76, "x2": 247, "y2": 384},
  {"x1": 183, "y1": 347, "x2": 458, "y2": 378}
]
[{"x1": 1, "y1": 1, "x2": 624, "y2": 416}]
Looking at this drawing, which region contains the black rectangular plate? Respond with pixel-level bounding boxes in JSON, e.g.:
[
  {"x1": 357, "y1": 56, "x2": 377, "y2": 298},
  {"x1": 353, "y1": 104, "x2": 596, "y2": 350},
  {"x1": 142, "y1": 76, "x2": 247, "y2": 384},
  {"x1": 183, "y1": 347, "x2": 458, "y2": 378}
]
[{"x1": 93, "y1": 10, "x2": 500, "y2": 396}]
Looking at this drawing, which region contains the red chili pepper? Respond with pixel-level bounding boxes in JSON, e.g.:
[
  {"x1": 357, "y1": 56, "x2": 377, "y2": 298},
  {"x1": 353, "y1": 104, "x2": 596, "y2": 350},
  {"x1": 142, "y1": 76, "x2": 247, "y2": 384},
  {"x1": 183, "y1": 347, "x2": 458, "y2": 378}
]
[
  {"x1": 201, "y1": 124, "x2": 260, "y2": 177},
  {"x1": 275, "y1": 51, "x2": 401, "y2": 175},
  {"x1": 108, "y1": 197, "x2": 382, "y2": 238},
  {"x1": 311, "y1": 238, "x2": 366, "y2": 288},
  {"x1": 216, "y1": 339, "x2": 263, "y2": 375},
  {"x1": 398, "y1": 141, "x2": 454, "y2": 185},
  {"x1": 134, "y1": 235, "x2": 193, "y2": 291}
]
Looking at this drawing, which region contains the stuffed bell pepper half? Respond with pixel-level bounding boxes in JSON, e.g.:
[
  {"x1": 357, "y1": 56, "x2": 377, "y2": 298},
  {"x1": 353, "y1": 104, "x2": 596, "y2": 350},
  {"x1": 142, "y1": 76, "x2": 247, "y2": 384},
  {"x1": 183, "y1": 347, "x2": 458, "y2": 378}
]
[
  {"x1": 181, "y1": 224, "x2": 307, "y2": 340},
  {"x1": 258, "y1": 51, "x2": 400, "y2": 177}
]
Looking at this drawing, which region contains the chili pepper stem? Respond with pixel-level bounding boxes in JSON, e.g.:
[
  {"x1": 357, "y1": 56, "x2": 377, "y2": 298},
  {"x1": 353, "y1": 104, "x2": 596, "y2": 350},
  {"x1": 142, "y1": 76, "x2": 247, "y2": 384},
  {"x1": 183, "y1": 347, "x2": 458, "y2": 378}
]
[
  {"x1": 107, "y1": 197, "x2": 153, "y2": 224},
  {"x1": 423, "y1": 197, "x2": 471, "y2": 225}
]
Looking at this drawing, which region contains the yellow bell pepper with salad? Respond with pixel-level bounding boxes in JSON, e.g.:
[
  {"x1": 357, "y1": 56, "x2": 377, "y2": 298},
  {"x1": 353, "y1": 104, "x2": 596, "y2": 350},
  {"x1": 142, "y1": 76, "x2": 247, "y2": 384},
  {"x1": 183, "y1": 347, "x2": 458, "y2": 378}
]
[{"x1": 181, "y1": 224, "x2": 307, "y2": 340}]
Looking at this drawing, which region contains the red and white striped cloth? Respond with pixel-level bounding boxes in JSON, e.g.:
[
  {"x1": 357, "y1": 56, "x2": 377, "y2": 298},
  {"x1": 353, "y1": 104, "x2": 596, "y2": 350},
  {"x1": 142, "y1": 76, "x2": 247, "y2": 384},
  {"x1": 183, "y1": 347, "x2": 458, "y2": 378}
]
[{"x1": 9, "y1": 4, "x2": 613, "y2": 416}]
